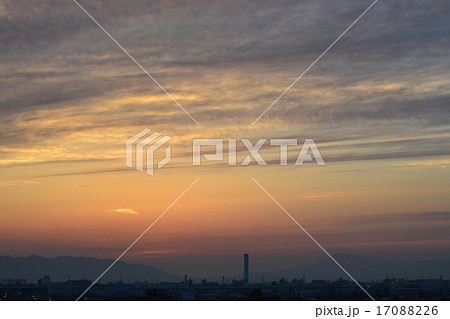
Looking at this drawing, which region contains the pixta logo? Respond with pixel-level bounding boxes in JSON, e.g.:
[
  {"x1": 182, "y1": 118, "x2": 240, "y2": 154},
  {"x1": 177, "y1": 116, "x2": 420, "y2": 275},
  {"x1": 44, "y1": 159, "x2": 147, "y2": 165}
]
[
  {"x1": 126, "y1": 128, "x2": 172, "y2": 176},
  {"x1": 192, "y1": 138, "x2": 325, "y2": 166},
  {"x1": 126, "y1": 129, "x2": 325, "y2": 176}
]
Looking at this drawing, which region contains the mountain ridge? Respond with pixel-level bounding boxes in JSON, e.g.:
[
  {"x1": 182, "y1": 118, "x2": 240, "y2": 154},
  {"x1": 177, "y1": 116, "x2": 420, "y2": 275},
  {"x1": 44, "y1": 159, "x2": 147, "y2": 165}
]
[{"x1": 0, "y1": 255, "x2": 180, "y2": 283}]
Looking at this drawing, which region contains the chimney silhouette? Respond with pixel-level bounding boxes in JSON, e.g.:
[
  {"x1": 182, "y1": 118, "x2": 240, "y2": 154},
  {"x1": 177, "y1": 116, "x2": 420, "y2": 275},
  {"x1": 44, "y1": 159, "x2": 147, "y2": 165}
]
[{"x1": 244, "y1": 253, "x2": 249, "y2": 286}]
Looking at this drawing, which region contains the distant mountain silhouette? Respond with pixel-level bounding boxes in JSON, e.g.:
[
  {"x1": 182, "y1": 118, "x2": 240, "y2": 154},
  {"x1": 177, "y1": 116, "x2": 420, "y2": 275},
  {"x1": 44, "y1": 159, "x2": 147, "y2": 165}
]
[
  {"x1": 0, "y1": 255, "x2": 180, "y2": 283},
  {"x1": 218, "y1": 254, "x2": 450, "y2": 283}
]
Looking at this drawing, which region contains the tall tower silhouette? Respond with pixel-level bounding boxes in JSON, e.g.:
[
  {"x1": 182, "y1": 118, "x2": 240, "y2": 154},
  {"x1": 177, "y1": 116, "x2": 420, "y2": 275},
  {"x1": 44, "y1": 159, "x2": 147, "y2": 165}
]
[{"x1": 244, "y1": 253, "x2": 249, "y2": 286}]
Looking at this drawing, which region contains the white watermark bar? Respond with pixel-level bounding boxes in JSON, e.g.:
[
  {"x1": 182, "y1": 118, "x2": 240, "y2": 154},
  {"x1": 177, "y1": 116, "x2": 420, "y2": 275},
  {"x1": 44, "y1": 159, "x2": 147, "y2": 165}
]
[{"x1": 1, "y1": 301, "x2": 449, "y2": 319}]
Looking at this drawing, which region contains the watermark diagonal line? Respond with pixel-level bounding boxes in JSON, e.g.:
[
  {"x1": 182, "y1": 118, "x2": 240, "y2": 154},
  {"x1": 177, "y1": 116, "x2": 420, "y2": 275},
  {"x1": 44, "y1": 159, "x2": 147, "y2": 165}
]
[
  {"x1": 76, "y1": 178, "x2": 199, "y2": 301},
  {"x1": 251, "y1": 0, "x2": 379, "y2": 125},
  {"x1": 73, "y1": 0, "x2": 200, "y2": 126},
  {"x1": 251, "y1": 177, "x2": 375, "y2": 301}
]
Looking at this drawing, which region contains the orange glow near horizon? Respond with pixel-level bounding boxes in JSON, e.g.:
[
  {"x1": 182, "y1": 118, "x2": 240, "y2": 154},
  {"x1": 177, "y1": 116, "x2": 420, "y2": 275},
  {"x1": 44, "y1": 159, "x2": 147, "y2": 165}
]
[{"x1": 1, "y1": 0, "x2": 450, "y2": 279}]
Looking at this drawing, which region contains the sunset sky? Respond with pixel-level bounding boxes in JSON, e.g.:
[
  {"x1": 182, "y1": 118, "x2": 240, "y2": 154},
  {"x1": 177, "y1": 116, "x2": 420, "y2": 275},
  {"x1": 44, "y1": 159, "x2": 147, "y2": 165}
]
[{"x1": 0, "y1": 0, "x2": 449, "y2": 278}]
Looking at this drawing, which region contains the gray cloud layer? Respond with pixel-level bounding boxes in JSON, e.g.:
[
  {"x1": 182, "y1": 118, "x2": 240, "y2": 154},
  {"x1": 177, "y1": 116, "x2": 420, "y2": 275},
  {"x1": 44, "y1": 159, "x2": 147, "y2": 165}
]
[{"x1": 0, "y1": 0, "x2": 449, "y2": 165}]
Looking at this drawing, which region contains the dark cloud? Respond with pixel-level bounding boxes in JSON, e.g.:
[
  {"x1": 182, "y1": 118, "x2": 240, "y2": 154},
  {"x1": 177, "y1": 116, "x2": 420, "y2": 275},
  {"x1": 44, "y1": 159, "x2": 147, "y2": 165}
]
[{"x1": 333, "y1": 211, "x2": 450, "y2": 239}]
